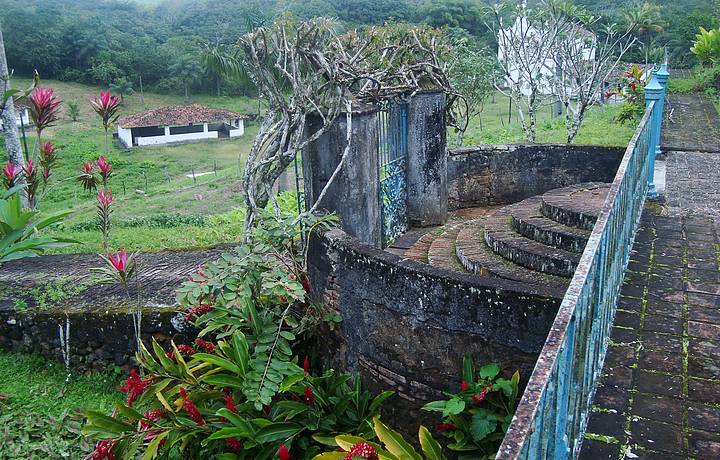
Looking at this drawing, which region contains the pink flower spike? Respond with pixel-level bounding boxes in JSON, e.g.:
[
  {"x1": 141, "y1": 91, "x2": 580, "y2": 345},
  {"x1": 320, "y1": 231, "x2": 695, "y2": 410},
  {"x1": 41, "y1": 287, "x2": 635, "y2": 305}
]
[
  {"x1": 97, "y1": 189, "x2": 113, "y2": 208},
  {"x1": 107, "y1": 250, "x2": 128, "y2": 273},
  {"x1": 2, "y1": 161, "x2": 21, "y2": 181},
  {"x1": 23, "y1": 159, "x2": 35, "y2": 176},
  {"x1": 97, "y1": 155, "x2": 112, "y2": 176},
  {"x1": 82, "y1": 161, "x2": 96, "y2": 175}
]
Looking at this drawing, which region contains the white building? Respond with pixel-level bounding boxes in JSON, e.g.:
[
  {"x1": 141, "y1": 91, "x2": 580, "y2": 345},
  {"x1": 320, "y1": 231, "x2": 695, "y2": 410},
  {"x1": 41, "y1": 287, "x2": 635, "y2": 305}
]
[
  {"x1": 117, "y1": 104, "x2": 247, "y2": 148},
  {"x1": 497, "y1": 16, "x2": 596, "y2": 97},
  {"x1": 0, "y1": 98, "x2": 31, "y2": 131}
]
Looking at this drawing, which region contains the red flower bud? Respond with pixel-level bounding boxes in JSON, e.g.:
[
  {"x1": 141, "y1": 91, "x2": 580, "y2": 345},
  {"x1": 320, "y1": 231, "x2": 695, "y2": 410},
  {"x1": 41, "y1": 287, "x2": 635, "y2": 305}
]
[
  {"x1": 278, "y1": 443, "x2": 290, "y2": 460},
  {"x1": 303, "y1": 356, "x2": 310, "y2": 375},
  {"x1": 460, "y1": 381, "x2": 469, "y2": 391}
]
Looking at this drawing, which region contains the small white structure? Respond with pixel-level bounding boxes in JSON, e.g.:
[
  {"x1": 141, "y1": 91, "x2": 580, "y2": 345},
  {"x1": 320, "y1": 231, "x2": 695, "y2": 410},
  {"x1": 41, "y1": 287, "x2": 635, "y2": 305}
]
[
  {"x1": 0, "y1": 98, "x2": 31, "y2": 131},
  {"x1": 117, "y1": 104, "x2": 247, "y2": 148},
  {"x1": 497, "y1": 17, "x2": 596, "y2": 97}
]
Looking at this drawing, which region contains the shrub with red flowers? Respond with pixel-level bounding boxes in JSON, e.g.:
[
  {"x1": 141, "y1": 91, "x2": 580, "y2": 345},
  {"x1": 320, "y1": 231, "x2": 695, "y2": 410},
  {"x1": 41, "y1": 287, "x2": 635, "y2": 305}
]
[
  {"x1": 83, "y1": 211, "x2": 393, "y2": 459},
  {"x1": 613, "y1": 64, "x2": 649, "y2": 124},
  {"x1": 421, "y1": 354, "x2": 520, "y2": 457}
]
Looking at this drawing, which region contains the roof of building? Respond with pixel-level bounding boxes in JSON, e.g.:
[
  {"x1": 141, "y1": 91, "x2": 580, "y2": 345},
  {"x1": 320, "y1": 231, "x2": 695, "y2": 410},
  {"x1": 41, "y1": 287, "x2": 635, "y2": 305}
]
[{"x1": 118, "y1": 104, "x2": 248, "y2": 128}]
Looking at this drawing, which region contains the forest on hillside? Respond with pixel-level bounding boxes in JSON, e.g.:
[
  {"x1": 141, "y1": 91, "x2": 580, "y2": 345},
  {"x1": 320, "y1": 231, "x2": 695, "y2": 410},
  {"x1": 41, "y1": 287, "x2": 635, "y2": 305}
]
[{"x1": 0, "y1": 0, "x2": 717, "y2": 98}]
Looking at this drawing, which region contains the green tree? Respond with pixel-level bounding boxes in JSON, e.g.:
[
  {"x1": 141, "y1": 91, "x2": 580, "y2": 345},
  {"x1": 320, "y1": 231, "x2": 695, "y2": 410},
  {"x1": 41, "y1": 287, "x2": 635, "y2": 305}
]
[
  {"x1": 169, "y1": 55, "x2": 202, "y2": 101},
  {"x1": 109, "y1": 77, "x2": 135, "y2": 104},
  {"x1": 623, "y1": 2, "x2": 664, "y2": 67},
  {"x1": 199, "y1": 42, "x2": 241, "y2": 96}
]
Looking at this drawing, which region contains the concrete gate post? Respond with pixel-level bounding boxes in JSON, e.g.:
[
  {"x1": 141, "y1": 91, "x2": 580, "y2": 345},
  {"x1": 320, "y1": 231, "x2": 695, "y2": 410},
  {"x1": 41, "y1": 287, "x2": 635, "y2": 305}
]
[
  {"x1": 302, "y1": 106, "x2": 382, "y2": 247},
  {"x1": 406, "y1": 91, "x2": 448, "y2": 227}
]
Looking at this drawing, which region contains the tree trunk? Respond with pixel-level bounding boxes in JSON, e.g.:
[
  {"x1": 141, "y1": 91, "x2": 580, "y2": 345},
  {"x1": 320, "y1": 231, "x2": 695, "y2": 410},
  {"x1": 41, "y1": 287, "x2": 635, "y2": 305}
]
[{"x1": 0, "y1": 27, "x2": 28, "y2": 207}]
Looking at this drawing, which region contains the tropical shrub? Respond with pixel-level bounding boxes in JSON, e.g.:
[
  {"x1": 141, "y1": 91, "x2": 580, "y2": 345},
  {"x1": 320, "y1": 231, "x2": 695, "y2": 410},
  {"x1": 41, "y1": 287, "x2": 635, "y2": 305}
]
[
  {"x1": 690, "y1": 27, "x2": 720, "y2": 66},
  {"x1": 82, "y1": 211, "x2": 395, "y2": 459},
  {"x1": 421, "y1": 355, "x2": 520, "y2": 459},
  {"x1": 0, "y1": 185, "x2": 76, "y2": 263},
  {"x1": 612, "y1": 65, "x2": 647, "y2": 124}
]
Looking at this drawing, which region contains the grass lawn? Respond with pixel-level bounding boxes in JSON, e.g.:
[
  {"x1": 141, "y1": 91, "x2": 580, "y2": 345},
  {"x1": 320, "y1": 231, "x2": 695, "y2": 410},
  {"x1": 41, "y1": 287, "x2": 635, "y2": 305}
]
[
  {"x1": 0, "y1": 352, "x2": 122, "y2": 459},
  {"x1": 1, "y1": 78, "x2": 636, "y2": 254},
  {"x1": 458, "y1": 93, "x2": 635, "y2": 147}
]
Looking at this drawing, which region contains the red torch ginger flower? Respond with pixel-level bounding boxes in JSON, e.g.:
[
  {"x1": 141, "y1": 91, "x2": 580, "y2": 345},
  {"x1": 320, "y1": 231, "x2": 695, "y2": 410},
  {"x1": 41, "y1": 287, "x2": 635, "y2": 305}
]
[
  {"x1": 179, "y1": 387, "x2": 205, "y2": 425},
  {"x1": 226, "y1": 438, "x2": 243, "y2": 452},
  {"x1": 184, "y1": 304, "x2": 214, "y2": 322},
  {"x1": 194, "y1": 338, "x2": 216, "y2": 353},
  {"x1": 139, "y1": 408, "x2": 166, "y2": 431},
  {"x1": 436, "y1": 423, "x2": 456, "y2": 432},
  {"x1": 303, "y1": 386, "x2": 315, "y2": 407},
  {"x1": 91, "y1": 439, "x2": 116, "y2": 460},
  {"x1": 278, "y1": 444, "x2": 290, "y2": 460},
  {"x1": 119, "y1": 369, "x2": 151, "y2": 406},
  {"x1": 471, "y1": 386, "x2": 490, "y2": 405},
  {"x1": 344, "y1": 442, "x2": 379, "y2": 460},
  {"x1": 225, "y1": 392, "x2": 239, "y2": 414},
  {"x1": 303, "y1": 356, "x2": 310, "y2": 375},
  {"x1": 177, "y1": 344, "x2": 196, "y2": 356},
  {"x1": 2, "y1": 161, "x2": 21, "y2": 188}
]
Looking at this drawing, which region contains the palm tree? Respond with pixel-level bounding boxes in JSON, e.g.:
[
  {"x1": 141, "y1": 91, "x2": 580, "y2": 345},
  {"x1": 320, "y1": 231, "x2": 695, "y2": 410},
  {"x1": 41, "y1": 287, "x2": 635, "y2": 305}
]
[
  {"x1": 109, "y1": 77, "x2": 134, "y2": 105},
  {"x1": 169, "y1": 56, "x2": 202, "y2": 101},
  {"x1": 623, "y1": 2, "x2": 664, "y2": 67},
  {"x1": 200, "y1": 42, "x2": 242, "y2": 97}
]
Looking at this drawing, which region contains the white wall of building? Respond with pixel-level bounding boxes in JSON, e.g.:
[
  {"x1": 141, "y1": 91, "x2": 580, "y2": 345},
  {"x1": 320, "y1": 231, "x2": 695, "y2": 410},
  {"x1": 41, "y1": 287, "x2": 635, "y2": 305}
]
[
  {"x1": 135, "y1": 124, "x2": 218, "y2": 146},
  {"x1": 117, "y1": 126, "x2": 133, "y2": 147},
  {"x1": 228, "y1": 119, "x2": 244, "y2": 137}
]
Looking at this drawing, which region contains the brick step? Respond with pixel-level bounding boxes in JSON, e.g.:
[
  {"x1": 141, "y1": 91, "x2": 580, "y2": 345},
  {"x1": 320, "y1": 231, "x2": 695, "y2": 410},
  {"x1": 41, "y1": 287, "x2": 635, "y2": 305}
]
[
  {"x1": 455, "y1": 219, "x2": 570, "y2": 292},
  {"x1": 402, "y1": 232, "x2": 437, "y2": 264},
  {"x1": 427, "y1": 227, "x2": 467, "y2": 272},
  {"x1": 540, "y1": 182, "x2": 610, "y2": 231},
  {"x1": 484, "y1": 212, "x2": 581, "y2": 277},
  {"x1": 508, "y1": 196, "x2": 592, "y2": 253}
]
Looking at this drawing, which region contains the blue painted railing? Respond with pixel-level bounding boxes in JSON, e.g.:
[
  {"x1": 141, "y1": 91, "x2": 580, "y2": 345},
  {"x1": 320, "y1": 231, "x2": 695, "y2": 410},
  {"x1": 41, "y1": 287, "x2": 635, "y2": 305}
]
[{"x1": 496, "y1": 73, "x2": 667, "y2": 459}]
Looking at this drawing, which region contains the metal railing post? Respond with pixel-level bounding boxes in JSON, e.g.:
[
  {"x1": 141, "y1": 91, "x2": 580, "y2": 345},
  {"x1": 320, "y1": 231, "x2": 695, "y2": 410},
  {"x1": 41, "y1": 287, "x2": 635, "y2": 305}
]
[{"x1": 644, "y1": 71, "x2": 663, "y2": 199}]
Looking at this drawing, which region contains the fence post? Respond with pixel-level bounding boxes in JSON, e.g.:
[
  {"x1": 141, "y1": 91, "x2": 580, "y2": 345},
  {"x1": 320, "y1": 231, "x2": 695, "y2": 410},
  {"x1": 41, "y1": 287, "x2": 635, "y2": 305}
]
[
  {"x1": 654, "y1": 60, "x2": 670, "y2": 162},
  {"x1": 644, "y1": 71, "x2": 663, "y2": 199}
]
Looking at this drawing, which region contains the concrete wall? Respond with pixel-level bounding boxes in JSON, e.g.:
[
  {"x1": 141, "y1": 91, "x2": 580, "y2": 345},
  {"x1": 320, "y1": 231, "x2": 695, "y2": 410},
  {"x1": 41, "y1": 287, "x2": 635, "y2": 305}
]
[
  {"x1": 447, "y1": 144, "x2": 625, "y2": 209},
  {"x1": 406, "y1": 91, "x2": 448, "y2": 226},
  {"x1": 307, "y1": 228, "x2": 562, "y2": 430},
  {"x1": 117, "y1": 126, "x2": 132, "y2": 147},
  {"x1": 302, "y1": 107, "x2": 382, "y2": 247},
  {"x1": 229, "y1": 119, "x2": 244, "y2": 137}
]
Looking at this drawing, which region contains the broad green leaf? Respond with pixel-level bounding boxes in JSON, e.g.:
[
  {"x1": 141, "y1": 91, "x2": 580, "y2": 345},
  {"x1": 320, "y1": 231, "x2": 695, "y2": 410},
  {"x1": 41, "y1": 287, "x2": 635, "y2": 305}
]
[
  {"x1": 444, "y1": 397, "x2": 465, "y2": 417},
  {"x1": 419, "y1": 425, "x2": 445, "y2": 460},
  {"x1": 83, "y1": 410, "x2": 134, "y2": 435},
  {"x1": 254, "y1": 422, "x2": 302, "y2": 443},
  {"x1": 492, "y1": 379, "x2": 513, "y2": 398},
  {"x1": 193, "y1": 353, "x2": 242, "y2": 375},
  {"x1": 479, "y1": 363, "x2": 500, "y2": 380},
  {"x1": 142, "y1": 432, "x2": 168, "y2": 460},
  {"x1": 373, "y1": 416, "x2": 422, "y2": 460},
  {"x1": 470, "y1": 410, "x2": 497, "y2": 442},
  {"x1": 421, "y1": 400, "x2": 447, "y2": 413},
  {"x1": 311, "y1": 454, "x2": 345, "y2": 460}
]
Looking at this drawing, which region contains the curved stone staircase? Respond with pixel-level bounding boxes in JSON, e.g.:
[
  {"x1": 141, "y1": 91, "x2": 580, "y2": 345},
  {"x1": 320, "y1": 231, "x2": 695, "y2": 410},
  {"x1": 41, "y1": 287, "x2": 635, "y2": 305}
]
[{"x1": 404, "y1": 182, "x2": 610, "y2": 292}]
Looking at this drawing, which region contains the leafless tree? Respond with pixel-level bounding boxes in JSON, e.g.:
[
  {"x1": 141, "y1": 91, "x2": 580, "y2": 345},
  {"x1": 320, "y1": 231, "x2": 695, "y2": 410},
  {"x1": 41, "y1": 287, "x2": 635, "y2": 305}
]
[
  {"x1": 551, "y1": 16, "x2": 635, "y2": 143},
  {"x1": 487, "y1": 1, "x2": 569, "y2": 143},
  {"x1": 239, "y1": 17, "x2": 462, "y2": 235}
]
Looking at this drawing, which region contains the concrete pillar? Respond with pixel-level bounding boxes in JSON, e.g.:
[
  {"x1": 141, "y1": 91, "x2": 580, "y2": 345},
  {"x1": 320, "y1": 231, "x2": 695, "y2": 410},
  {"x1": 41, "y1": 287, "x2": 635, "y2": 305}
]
[
  {"x1": 654, "y1": 62, "x2": 669, "y2": 159},
  {"x1": 406, "y1": 91, "x2": 448, "y2": 227},
  {"x1": 302, "y1": 106, "x2": 382, "y2": 247},
  {"x1": 163, "y1": 126, "x2": 170, "y2": 138},
  {"x1": 645, "y1": 71, "x2": 663, "y2": 199},
  {"x1": 203, "y1": 123, "x2": 208, "y2": 133}
]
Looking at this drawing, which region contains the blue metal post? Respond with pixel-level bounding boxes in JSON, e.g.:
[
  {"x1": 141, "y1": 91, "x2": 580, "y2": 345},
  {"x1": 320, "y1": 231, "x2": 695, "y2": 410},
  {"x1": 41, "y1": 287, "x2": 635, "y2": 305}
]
[
  {"x1": 654, "y1": 61, "x2": 670, "y2": 161},
  {"x1": 644, "y1": 72, "x2": 663, "y2": 199}
]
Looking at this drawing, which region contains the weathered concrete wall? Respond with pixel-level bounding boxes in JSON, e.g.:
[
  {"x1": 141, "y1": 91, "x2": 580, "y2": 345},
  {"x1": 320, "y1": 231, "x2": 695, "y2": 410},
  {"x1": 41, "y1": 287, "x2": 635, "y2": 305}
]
[
  {"x1": 307, "y1": 228, "x2": 562, "y2": 429},
  {"x1": 448, "y1": 144, "x2": 625, "y2": 209},
  {"x1": 407, "y1": 91, "x2": 448, "y2": 226},
  {"x1": 302, "y1": 107, "x2": 382, "y2": 247}
]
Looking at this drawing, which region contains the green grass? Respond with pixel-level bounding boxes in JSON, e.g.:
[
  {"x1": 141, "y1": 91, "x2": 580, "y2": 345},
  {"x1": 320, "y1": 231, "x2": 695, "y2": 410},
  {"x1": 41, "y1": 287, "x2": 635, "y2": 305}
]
[
  {"x1": 0, "y1": 352, "x2": 122, "y2": 459},
  {"x1": 667, "y1": 65, "x2": 720, "y2": 113},
  {"x1": 2, "y1": 77, "x2": 263, "y2": 253},
  {"x1": 458, "y1": 92, "x2": 635, "y2": 146}
]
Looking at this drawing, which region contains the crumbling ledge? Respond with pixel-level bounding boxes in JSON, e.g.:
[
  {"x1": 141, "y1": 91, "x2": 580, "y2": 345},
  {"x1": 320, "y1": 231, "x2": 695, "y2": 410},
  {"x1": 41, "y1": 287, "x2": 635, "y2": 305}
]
[{"x1": 307, "y1": 228, "x2": 564, "y2": 429}]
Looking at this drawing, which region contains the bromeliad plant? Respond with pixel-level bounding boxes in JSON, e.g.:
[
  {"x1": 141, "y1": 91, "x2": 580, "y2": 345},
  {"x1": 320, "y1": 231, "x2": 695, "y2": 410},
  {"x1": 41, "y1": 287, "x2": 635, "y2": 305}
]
[
  {"x1": 29, "y1": 86, "x2": 62, "y2": 145},
  {"x1": 96, "y1": 189, "x2": 113, "y2": 252},
  {"x1": 39, "y1": 141, "x2": 59, "y2": 186},
  {"x1": 90, "y1": 91, "x2": 121, "y2": 154},
  {"x1": 421, "y1": 355, "x2": 520, "y2": 459}
]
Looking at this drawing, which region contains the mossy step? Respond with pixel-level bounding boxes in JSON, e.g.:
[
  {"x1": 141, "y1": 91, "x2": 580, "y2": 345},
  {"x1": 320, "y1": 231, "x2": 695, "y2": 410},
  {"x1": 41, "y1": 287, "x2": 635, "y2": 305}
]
[
  {"x1": 484, "y1": 212, "x2": 581, "y2": 277},
  {"x1": 541, "y1": 182, "x2": 610, "y2": 231},
  {"x1": 427, "y1": 228, "x2": 467, "y2": 273},
  {"x1": 402, "y1": 232, "x2": 437, "y2": 263},
  {"x1": 455, "y1": 219, "x2": 570, "y2": 293},
  {"x1": 508, "y1": 196, "x2": 591, "y2": 253}
]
